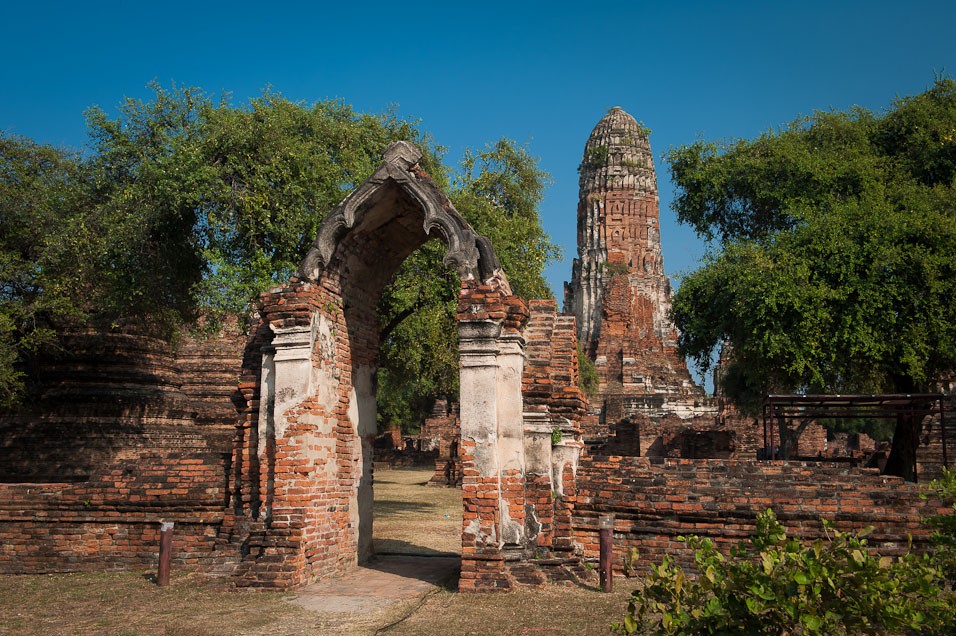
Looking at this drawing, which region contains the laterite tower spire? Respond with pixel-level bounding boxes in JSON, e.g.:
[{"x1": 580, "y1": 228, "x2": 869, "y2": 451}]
[{"x1": 565, "y1": 107, "x2": 703, "y2": 422}]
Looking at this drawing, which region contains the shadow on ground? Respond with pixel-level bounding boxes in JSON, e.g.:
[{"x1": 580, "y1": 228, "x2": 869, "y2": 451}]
[{"x1": 366, "y1": 553, "x2": 460, "y2": 591}]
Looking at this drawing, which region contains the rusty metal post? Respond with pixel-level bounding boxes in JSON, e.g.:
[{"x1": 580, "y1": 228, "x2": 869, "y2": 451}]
[
  {"x1": 598, "y1": 514, "x2": 614, "y2": 592},
  {"x1": 941, "y1": 396, "x2": 948, "y2": 469},
  {"x1": 157, "y1": 521, "x2": 174, "y2": 586}
]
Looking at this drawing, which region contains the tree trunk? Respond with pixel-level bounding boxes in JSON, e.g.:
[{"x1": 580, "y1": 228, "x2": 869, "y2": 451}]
[{"x1": 882, "y1": 412, "x2": 923, "y2": 482}]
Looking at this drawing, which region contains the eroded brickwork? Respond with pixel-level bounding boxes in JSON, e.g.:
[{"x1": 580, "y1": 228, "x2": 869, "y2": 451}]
[
  {"x1": 0, "y1": 327, "x2": 245, "y2": 574},
  {"x1": 574, "y1": 456, "x2": 950, "y2": 574},
  {"x1": 565, "y1": 108, "x2": 708, "y2": 427}
]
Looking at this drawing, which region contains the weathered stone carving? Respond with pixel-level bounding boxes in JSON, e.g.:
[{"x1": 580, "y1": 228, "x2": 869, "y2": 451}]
[{"x1": 299, "y1": 141, "x2": 502, "y2": 285}]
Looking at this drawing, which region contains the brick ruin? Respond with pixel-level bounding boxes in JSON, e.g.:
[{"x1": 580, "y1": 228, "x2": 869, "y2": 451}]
[
  {"x1": 0, "y1": 141, "x2": 590, "y2": 590},
  {"x1": 419, "y1": 400, "x2": 461, "y2": 486},
  {"x1": 0, "y1": 130, "x2": 951, "y2": 590},
  {"x1": 564, "y1": 107, "x2": 761, "y2": 459}
]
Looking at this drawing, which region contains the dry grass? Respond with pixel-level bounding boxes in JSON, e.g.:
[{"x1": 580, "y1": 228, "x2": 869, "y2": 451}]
[
  {"x1": 0, "y1": 467, "x2": 638, "y2": 635},
  {"x1": 0, "y1": 569, "x2": 437, "y2": 636},
  {"x1": 373, "y1": 467, "x2": 462, "y2": 555}
]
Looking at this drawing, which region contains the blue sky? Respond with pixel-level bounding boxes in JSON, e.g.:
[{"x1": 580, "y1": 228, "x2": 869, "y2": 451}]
[{"x1": 2, "y1": 0, "x2": 954, "y2": 302}]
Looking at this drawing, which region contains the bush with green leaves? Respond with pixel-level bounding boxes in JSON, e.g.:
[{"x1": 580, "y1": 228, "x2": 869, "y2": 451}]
[
  {"x1": 613, "y1": 509, "x2": 955, "y2": 635},
  {"x1": 925, "y1": 467, "x2": 956, "y2": 585}
]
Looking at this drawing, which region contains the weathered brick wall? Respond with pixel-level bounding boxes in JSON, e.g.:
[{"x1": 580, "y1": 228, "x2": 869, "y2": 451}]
[
  {"x1": 419, "y1": 400, "x2": 461, "y2": 486},
  {"x1": 0, "y1": 326, "x2": 245, "y2": 574},
  {"x1": 598, "y1": 413, "x2": 762, "y2": 459},
  {"x1": 230, "y1": 276, "x2": 366, "y2": 589},
  {"x1": 573, "y1": 456, "x2": 949, "y2": 574},
  {"x1": 458, "y1": 277, "x2": 529, "y2": 592}
]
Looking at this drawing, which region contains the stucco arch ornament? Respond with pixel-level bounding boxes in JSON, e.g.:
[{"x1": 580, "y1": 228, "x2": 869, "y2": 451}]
[{"x1": 298, "y1": 141, "x2": 509, "y2": 291}]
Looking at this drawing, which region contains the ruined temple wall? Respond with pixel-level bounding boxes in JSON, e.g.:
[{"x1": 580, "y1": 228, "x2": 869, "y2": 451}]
[
  {"x1": 573, "y1": 456, "x2": 949, "y2": 574},
  {"x1": 0, "y1": 327, "x2": 246, "y2": 574},
  {"x1": 457, "y1": 277, "x2": 531, "y2": 591},
  {"x1": 599, "y1": 413, "x2": 762, "y2": 459},
  {"x1": 230, "y1": 276, "x2": 366, "y2": 589}
]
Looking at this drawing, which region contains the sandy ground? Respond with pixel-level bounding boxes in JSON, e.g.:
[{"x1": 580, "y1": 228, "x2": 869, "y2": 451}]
[{"x1": 373, "y1": 467, "x2": 462, "y2": 555}]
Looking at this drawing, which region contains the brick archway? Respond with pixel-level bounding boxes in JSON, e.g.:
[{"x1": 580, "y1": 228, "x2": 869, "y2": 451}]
[{"x1": 230, "y1": 142, "x2": 531, "y2": 589}]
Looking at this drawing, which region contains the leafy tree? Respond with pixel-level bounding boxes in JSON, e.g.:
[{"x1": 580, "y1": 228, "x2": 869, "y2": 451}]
[
  {"x1": 0, "y1": 85, "x2": 559, "y2": 432},
  {"x1": 453, "y1": 139, "x2": 559, "y2": 300},
  {"x1": 578, "y1": 346, "x2": 600, "y2": 398},
  {"x1": 668, "y1": 78, "x2": 956, "y2": 480},
  {"x1": 0, "y1": 135, "x2": 87, "y2": 404},
  {"x1": 614, "y1": 509, "x2": 955, "y2": 635},
  {"x1": 376, "y1": 139, "x2": 559, "y2": 432}
]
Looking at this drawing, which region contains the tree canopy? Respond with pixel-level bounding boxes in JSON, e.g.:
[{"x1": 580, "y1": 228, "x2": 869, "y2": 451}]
[
  {"x1": 668, "y1": 78, "x2": 956, "y2": 478},
  {"x1": 0, "y1": 84, "x2": 559, "y2": 428}
]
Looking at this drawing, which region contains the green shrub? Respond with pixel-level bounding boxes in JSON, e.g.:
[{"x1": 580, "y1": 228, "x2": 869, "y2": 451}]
[
  {"x1": 613, "y1": 509, "x2": 955, "y2": 635},
  {"x1": 925, "y1": 467, "x2": 956, "y2": 585}
]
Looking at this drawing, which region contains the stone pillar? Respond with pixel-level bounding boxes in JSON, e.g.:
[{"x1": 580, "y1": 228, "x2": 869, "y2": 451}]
[
  {"x1": 551, "y1": 428, "x2": 583, "y2": 552},
  {"x1": 496, "y1": 332, "x2": 527, "y2": 548},
  {"x1": 523, "y1": 410, "x2": 554, "y2": 547},
  {"x1": 458, "y1": 319, "x2": 508, "y2": 590},
  {"x1": 264, "y1": 321, "x2": 315, "y2": 522}
]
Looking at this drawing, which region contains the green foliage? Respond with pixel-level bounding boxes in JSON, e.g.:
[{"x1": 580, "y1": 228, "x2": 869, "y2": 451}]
[
  {"x1": 578, "y1": 346, "x2": 600, "y2": 398},
  {"x1": 614, "y1": 509, "x2": 955, "y2": 635},
  {"x1": 582, "y1": 144, "x2": 609, "y2": 170},
  {"x1": 0, "y1": 134, "x2": 87, "y2": 404},
  {"x1": 668, "y1": 78, "x2": 956, "y2": 423},
  {"x1": 376, "y1": 242, "x2": 460, "y2": 433},
  {"x1": 604, "y1": 260, "x2": 629, "y2": 277},
  {"x1": 925, "y1": 467, "x2": 956, "y2": 585},
  {"x1": 0, "y1": 84, "x2": 559, "y2": 425},
  {"x1": 821, "y1": 417, "x2": 896, "y2": 443},
  {"x1": 193, "y1": 93, "x2": 430, "y2": 316},
  {"x1": 622, "y1": 547, "x2": 640, "y2": 578},
  {"x1": 454, "y1": 138, "x2": 559, "y2": 300},
  {"x1": 550, "y1": 427, "x2": 563, "y2": 445}
]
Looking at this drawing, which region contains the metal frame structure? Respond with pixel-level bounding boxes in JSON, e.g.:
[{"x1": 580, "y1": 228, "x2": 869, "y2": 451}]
[{"x1": 761, "y1": 394, "x2": 948, "y2": 468}]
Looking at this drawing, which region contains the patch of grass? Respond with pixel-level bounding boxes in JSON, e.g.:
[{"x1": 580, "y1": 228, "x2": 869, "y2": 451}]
[{"x1": 374, "y1": 468, "x2": 462, "y2": 555}]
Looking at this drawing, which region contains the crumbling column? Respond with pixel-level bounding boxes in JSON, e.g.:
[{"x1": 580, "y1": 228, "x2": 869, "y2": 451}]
[
  {"x1": 459, "y1": 319, "x2": 509, "y2": 590},
  {"x1": 523, "y1": 410, "x2": 554, "y2": 547},
  {"x1": 497, "y1": 332, "x2": 527, "y2": 548},
  {"x1": 551, "y1": 427, "x2": 583, "y2": 552},
  {"x1": 261, "y1": 320, "x2": 315, "y2": 522}
]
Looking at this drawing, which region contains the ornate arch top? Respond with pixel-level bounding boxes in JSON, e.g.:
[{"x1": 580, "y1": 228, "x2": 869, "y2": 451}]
[{"x1": 298, "y1": 141, "x2": 503, "y2": 285}]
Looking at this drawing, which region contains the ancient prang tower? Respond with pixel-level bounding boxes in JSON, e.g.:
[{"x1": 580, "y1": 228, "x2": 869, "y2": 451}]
[{"x1": 565, "y1": 107, "x2": 706, "y2": 426}]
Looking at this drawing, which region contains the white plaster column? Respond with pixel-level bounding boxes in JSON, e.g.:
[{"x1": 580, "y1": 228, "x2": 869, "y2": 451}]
[
  {"x1": 522, "y1": 411, "x2": 553, "y2": 479},
  {"x1": 261, "y1": 321, "x2": 315, "y2": 522},
  {"x1": 496, "y1": 332, "x2": 527, "y2": 546},
  {"x1": 551, "y1": 418, "x2": 582, "y2": 498},
  {"x1": 459, "y1": 320, "x2": 503, "y2": 550},
  {"x1": 270, "y1": 322, "x2": 315, "y2": 434},
  {"x1": 459, "y1": 321, "x2": 502, "y2": 479}
]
